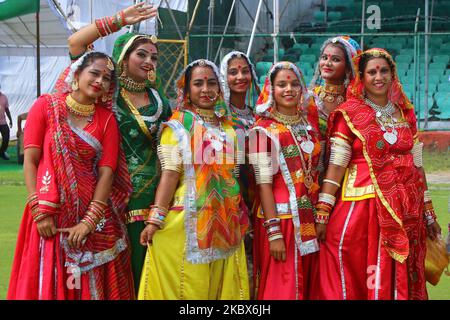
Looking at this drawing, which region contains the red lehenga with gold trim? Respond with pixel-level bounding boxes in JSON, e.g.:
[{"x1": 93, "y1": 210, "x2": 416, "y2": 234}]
[
  {"x1": 250, "y1": 62, "x2": 321, "y2": 300},
  {"x1": 8, "y1": 65, "x2": 134, "y2": 300},
  {"x1": 319, "y1": 49, "x2": 428, "y2": 300}
]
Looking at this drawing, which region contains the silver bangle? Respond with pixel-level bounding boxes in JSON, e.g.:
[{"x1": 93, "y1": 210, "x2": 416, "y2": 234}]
[{"x1": 323, "y1": 179, "x2": 341, "y2": 188}]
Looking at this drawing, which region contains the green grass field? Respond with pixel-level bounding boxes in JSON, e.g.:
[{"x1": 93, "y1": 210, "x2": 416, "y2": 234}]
[{"x1": 1, "y1": 146, "x2": 449, "y2": 300}]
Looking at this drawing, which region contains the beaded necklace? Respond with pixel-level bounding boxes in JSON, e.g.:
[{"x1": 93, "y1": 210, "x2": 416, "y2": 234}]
[
  {"x1": 318, "y1": 83, "x2": 345, "y2": 104},
  {"x1": 119, "y1": 76, "x2": 146, "y2": 93}
]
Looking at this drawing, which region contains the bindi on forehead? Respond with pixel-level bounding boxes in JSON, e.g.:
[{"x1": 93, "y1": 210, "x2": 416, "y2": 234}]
[{"x1": 287, "y1": 75, "x2": 291, "y2": 80}]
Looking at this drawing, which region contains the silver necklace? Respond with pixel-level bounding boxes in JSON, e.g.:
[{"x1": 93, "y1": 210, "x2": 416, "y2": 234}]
[
  {"x1": 365, "y1": 98, "x2": 398, "y2": 145},
  {"x1": 230, "y1": 103, "x2": 255, "y2": 127},
  {"x1": 189, "y1": 110, "x2": 227, "y2": 152},
  {"x1": 286, "y1": 116, "x2": 314, "y2": 154}
]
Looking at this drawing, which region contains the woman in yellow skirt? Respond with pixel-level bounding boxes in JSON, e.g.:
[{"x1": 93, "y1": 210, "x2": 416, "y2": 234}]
[{"x1": 138, "y1": 59, "x2": 250, "y2": 300}]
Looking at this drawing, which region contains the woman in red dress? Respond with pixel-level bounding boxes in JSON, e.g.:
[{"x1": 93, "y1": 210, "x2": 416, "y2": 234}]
[
  {"x1": 7, "y1": 52, "x2": 134, "y2": 300},
  {"x1": 249, "y1": 62, "x2": 321, "y2": 300},
  {"x1": 316, "y1": 48, "x2": 441, "y2": 300}
]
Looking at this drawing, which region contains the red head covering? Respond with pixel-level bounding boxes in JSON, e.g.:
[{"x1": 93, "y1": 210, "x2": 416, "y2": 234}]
[{"x1": 348, "y1": 48, "x2": 414, "y2": 111}]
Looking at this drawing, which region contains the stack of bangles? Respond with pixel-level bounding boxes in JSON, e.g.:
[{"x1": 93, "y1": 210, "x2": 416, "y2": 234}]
[
  {"x1": 95, "y1": 11, "x2": 126, "y2": 38},
  {"x1": 27, "y1": 193, "x2": 49, "y2": 223},
  {"x1": 423, "y1": 190, "x2": 437, "y2": 226},
  {"x1": 315, "y1": 192, "x2": 336, "y2": 224},
  {"x1": 263, "y1": 218, "x2": 283, "y2": 242},
  {"x1": 80, "y1": 200, "x2": 108, "y2": 233},
  {"x1": 145, "y1": 205, "x2": 168, "y2": 229}
]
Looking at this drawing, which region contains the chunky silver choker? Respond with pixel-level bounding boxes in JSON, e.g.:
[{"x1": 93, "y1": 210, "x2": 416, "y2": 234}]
[
  {"x1": 365, "y1": 98, "x2": 398, "y2": 145},
  {"x1": 364, "y1": 98, "x2": 396, "y2": 118}
]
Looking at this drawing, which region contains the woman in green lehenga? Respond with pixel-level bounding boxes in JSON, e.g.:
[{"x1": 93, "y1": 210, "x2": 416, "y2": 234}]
[{"x1": 68, "y1": 3, "x2": 172, "y2": 292}]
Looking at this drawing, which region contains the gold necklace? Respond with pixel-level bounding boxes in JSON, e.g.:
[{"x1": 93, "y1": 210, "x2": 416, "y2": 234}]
[
  {"x1": 271, "y1": 109, "x2": 302, "y2": 126},
  {"x1": 319, "y1": 83, "x2": 345, "y2": 104},
  {"x1": 119, "y1": 75, "x2": 147, "y2": 93},
  {"x1": 196, "y1": 107, "x2": 217, "y2": 124},
  {"x1": 66, "y1": 94, "x2": 95, "y2": 117}
]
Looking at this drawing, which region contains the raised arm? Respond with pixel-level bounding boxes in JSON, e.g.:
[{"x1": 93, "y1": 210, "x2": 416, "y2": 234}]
[{"x1": 68, "y1": 2, "x2": 157, "y2": 58}]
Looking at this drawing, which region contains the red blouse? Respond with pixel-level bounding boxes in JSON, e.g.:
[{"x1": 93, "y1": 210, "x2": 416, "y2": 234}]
[{"x1": 24, "y1": 96, "x2": 120, "y2": 171}]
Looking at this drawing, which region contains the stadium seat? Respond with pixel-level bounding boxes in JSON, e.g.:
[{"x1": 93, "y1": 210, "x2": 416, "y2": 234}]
[
  {"x1": 386, "y1": 43, "x2": 404, "y2": 52},
  {"x1": 328, "y1": 12, "x2": 342, "y2": 22},
  {"x1": 286, "y1": 47, "x2": 303, "y2": 56},
  {"x1": 396, "y1": 55, "x2": 413, "y2": 64},
  {"x1": 314, "y1": 11, "x2": 326, "y2": 24},
  {"x1": 296, "y1": 61, "x2": 312, "y2": 74},
  {"x1": 260, "y1": 55, "x2": 273, "y2": 62},
  {"x1": 267, "y1": 48, "x2": 285, "y2": 57},
  {"x1": 310, "y1": 44, "x2": 322, "y2": 53},
  {"x1": 299, "y1": 54, "x2": 317, "y2": 64},
  {"x1": 437, "y1": 82, "x2": 450, "y2": 92},
  {"x1": 293, "y1": 43, "x2": 310, "y2": 52},
  {"x1": 429, "y1": 63, "x2": 447, "y2": 73},
  {"x1": 282, "y1": 54, "x2": 298, "y2": 62},
  {"x1": 302, "y1": 48, "x2": 318, "y2": 55},
  {"x1": 256, "y1": 62, "x2": 272, "y2": 77},
  {"x1": 433, "y1": 55, "x2": 449, "y2": 64}
]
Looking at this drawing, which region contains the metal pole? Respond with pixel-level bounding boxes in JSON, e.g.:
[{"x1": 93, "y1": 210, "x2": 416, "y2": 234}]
[
  {"x1": 273, "y1": 0, "x2": 280, "y2": 63},
  {"x1": 214, "y1": 0, "x2": 237, "y2": 64},
  {"x1": 49, "y1": 0, "x2": 77, "y2": 32},
  {"x1": 424, "y1": 0, "x2": 429, "y2": 129},
  {"x1": 247, "y1": 0, "x2": 264, "y2": 57},
  {"x1": 89, "y1": 0, "x2": 93, "y2": 23},
  {"x1": 188, "y1": 0, "x2": 202, "y2": 32},
  {"x1": 163, "y1": 0, "x2": 184, "y2": 39},
  {"x1": 36, "y1": 10, "x2": 41, "y2": 98},
  {"x1": 361, "y1": 0, "x2": 366, "y2": 48},
  {"x1": 414, "y1": 8, "x2": 421, "y2": 128},
  {"x1": 324, "y1": 0, "x2": 328, "y2": 24},
  {"x1": 207, "y1": 0, "x2": 215, "y2": 60}
]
